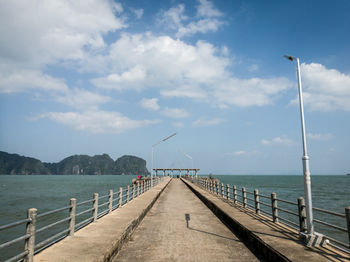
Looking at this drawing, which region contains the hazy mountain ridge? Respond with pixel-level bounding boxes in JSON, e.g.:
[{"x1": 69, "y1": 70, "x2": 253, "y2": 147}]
[{"x1": 0, "y1": 151, "x2": 149, "y2": 175}]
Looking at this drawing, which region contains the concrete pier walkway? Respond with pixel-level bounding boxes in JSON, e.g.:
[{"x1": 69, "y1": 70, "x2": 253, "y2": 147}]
[{"x1": 114, "y1": 178, "x2": 258, "y2": 262}]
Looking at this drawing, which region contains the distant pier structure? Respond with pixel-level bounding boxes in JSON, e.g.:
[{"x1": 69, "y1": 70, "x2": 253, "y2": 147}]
[{"x1": 153, "y1": 168, "x2": 200, "y2": 177}]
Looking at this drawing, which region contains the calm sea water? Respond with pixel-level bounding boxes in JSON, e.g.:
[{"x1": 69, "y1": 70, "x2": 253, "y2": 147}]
[{"x1": 0, "y1": 175, "x2": 349, "y2": 260}]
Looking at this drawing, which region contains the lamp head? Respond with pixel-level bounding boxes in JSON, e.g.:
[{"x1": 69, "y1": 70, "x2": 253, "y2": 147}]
[{"x1": 284, "y1": 55, "x2": 295, "y2": 61}]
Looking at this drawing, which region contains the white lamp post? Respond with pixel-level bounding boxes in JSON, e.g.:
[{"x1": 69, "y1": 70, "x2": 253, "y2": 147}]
[
  {"x1": 151, "y1": 133, "x2": 177, "y2": 187},
  {"x1": 284, "y1": 55, "x2": 314, "y2": 235}
]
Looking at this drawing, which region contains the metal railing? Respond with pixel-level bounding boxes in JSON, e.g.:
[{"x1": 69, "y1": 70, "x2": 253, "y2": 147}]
[
  {"x1": 189, "y1": 177, "x2": 350, "y2": 252},
  {"x1": 0, "y1": 177, "x2": 163, "y2": 262}
]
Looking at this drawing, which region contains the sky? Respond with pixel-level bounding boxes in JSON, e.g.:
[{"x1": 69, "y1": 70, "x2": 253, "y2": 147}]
[{"x1": 0, "y1": 0, "x2": 349, "y2": 175}]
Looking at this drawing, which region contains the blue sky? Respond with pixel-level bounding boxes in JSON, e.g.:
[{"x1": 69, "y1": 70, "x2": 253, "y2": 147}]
[{"x1": 0, "y1": 0, "x2": 349, "y2": 175}]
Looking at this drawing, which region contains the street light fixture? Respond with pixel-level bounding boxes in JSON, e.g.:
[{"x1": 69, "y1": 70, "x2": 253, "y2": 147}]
[
  {"x1": 284, "y1": 55, "x2": 314, "y2": 235},
  {"x1": 151, "y1": 132, "x2": 177, "y2": 187}
]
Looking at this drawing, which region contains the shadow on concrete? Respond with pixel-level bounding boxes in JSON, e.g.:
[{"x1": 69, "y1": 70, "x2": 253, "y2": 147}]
[{"x1": 187, "y1": 226, "x2": 241, "y2": 242}]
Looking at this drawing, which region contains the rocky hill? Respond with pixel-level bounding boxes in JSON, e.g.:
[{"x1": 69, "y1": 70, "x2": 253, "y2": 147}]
[
  {"x1": 0, "y1": 151, "x2": 50, "y2": 175},
  {"x1": 0, "y1": 151, "x2": 149, "y2": 175}
]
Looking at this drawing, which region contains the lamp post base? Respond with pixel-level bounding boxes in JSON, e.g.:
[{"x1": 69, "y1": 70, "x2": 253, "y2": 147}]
[{"x1": 299, "y1": 232, "x2": 328, "y2": 247}]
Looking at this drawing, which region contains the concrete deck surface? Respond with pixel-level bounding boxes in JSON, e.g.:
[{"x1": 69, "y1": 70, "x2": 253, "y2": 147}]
[
  {"x1": 114, "y1": 178, "x2": 258, "y2": 262},
  {"x1": 34, "y1": 178, "x2": 171, "y2": 262},
  {"x1": 182, "y1": 178, "x2": 350, "y2": 262}
]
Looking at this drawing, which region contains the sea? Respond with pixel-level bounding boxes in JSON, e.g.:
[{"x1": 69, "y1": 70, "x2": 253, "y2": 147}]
[{"x1": 0, "y1": 175, "x2": 349, "y2": 260}]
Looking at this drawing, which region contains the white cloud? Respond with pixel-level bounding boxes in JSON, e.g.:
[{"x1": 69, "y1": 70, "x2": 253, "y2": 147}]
[
  {"x1": 0, "y1": 69, "x2": 68, "y2": 93},
  {"x1": 192, "y1": 117, "x2": 224, "y2": 127},
  {"x1": 213, "y1": 77, "x2": 292, "y2": 108},
  {"x1": 55, "y1": 89, "x2": 111, "y2": 110},
  {"x1": 93, "y1": 66, "x2": 146, "y2": 90},
  {"x1": 307, "y1": 133, "x2": 333, "y2": 141},
  {"x1": 139, "y1": 98, "x2": 160, "y2": 111},
  {"x1": 39, "y1": 110, "x2": 159, "y2": 134},
  {"x1": 160, "y1": 4, "x2": 187, "y2": 30},
  {"x1": 161, "y1": 107, "x2": 189, "y2": 118},
  {"x1": 131, "y1": 8, "x2": 144, "y2": 19},
  {"x1": 261, "y1": 136, "x2": 294, "y2": 146},
  {"x1": 91, "y1": 33, "x2": 291, "y2": 108},
  {"x1": 197, "y1": 0, "x2": 223, "y2": 17},
  {"x1": 227, "y1": 150, "x2": 259, "y2": 157},
  {"x1": 0, "y1": 0, "x2": 126, "y2": 67},
  {"x1": 159, "y1": 0, "x2": 224, "y2": 38},
  {"x1": 176, "y1": 18, "x2": 223, "y2": 38},
  {"x1": 296, "y1": 63, "x2": 350, "y2": 111}
]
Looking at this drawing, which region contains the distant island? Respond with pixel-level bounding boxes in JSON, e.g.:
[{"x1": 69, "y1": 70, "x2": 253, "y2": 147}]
[{"x1": 0, "y1": 151, "x2": 150, "y2": 176}]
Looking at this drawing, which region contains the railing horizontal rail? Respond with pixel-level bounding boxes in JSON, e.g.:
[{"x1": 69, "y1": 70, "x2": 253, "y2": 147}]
[
  {"x1": 98, "y1": 201, "x2": 109, "y2": 208},
  {"x1": 4, "y1": 250, "x2": 29, "y2": 262},
  {"x1": 37, "y1": 205, "x2": 71, "y2": 218},
  {"x1": 276, "y1": 198, "x2": 298, "y2": 206},
  {"x1": 0, "y1": 234, "x2": 30, "y2": 250},
  {"x1": 35, "y1": 228, "x2": 70, "y2": 250},
  {"x1": 0, "y1": 218, "x2": 31, "y2": 231},
  {"x1": 246, "y1": 191, "x2": 254, "y2": 195},
  {"x1": 278, "y1": 216, "x2": 299, "y2": 228},
  {"x1": 76, "y1": 207, "x2": 94, "y2": 217},
  {"x1": 313, "y1": 207, "x2": 345, "y2": 218},
  {"x1": 259, "y1": 201, "x2": 271, "y2": 207},
  {"x1": 247, "y1": 203, "x2": 255, "y2": 209},
  {"x1": 36, "y1": 217, "x2": 71, "y2": 234},
  {"x1": 75, "y1": 217, "x2": 93, "y2": 230},
  {"x1": 259, "y1": 194, "x2": 270, "y2": 199},
  {"x1": 76, "y1": 199, "x2": 94, "y2": 207},
  {"x1": 277, "y1": 207, "x2": 299, "y2": 217},
  {"x1": 327, "y1": 236, "x2": 350, "y2": 249},
  {"x1": 97, "y1": 209, "x2": 109, "y2": 219},
  {"x1": 260, "y1": 208, "x2": 272, "y2": 218},
  {"x1": 98, "y1": 194, "x2": 109, "y2": 200},
  {"x1": 313, "y1": 219, "x2": 347, "y2": 232},
  {"x1": 246, "y1": 197, "x2": 255, "y2": 202}
]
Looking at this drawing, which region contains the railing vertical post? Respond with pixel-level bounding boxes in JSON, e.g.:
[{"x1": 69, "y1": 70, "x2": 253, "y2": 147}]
[
  {"x1": 221, "y1": 183, "x2": 224, "y2": 198},
  {"x1": 108, "y1": 190, "x2": 113, "y2": 213},
  {"x1": 271, "y1": 192, "x2": 278, "y2": 223},
  {"x1": 127, "y1": 185, "x2": 130, "y2": 203},
  {"x1": 24, "y1": 208, "x2": 37, "y2": 262},
  {"x1": 226, "y1": 184, "x2": 230, "y2": 200},
  {"x1": 119, "y1": 187, "x2": 123, "y2": 207},
  {"x1": 132, "y1": 184, "x2": 135, "y2": 200},
  {"x1": 242, "y1": 187, "x2": 247, "y2": 208},
  {"x1": 298, "y1": 197, "x2": 307, "y2": 233},
  {"x1": 254, "y1": 189, "x2": 260, "y2": 214},
  {"x1": 209, "y1": 181, "x2": 212, "y2": 192},
  {"x1": 69, "y1": 198, "x2": 76, "y2": 236},
  {"x1": 93, "y1": 193, "x2": 98, "y2": 222},
  {"x1": 233, "y1": 185, "x2": 237, "y2": 204},
  {"x1": 137, "y1": 183, "x2": 140, "y2": 196},
  {"x1": 346, "y1": 206, "x2": 350, "y2": 246}
]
